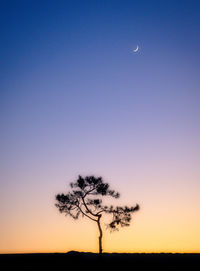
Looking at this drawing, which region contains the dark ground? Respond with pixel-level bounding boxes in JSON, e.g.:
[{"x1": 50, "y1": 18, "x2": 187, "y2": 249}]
[{"x1": 0, "y1": 251, "x2": 199, "y2": 271}]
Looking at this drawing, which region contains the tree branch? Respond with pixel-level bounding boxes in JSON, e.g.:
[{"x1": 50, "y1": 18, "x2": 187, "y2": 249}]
[
  {"x1": 83, "y1": 187, "x2": 96, "y2": 198},
  {"x1": 75, "y1": 201, "x2": 97, "y2": 222},
  {"x1": 81, "y1": 196, "x2": 99, "y2": 218}
]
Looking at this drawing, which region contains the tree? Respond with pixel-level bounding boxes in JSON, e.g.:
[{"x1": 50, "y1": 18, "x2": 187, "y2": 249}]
[{"x1": 55, "y1": 175, "x2": 139, "y2": 254}]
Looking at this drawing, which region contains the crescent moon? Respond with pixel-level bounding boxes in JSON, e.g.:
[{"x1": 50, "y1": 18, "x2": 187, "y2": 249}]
[{"x1": 133, "y1": 45, "x2": 139, "y2": 52}]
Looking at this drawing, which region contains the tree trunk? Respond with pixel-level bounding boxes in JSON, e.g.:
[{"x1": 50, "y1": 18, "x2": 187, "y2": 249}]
[{"x1": 97, "y1": 215, "x2": 103, "y2": 254}]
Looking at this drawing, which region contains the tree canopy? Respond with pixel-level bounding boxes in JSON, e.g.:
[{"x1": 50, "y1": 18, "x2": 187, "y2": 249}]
[{"x1": 55, "y1": 175, "x2": 139, "y2": 253}]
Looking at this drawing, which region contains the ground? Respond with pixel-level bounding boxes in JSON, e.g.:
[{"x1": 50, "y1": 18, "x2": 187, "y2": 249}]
[{"x1": 0, "y1": 251, "x2": 199, "y2": 271}]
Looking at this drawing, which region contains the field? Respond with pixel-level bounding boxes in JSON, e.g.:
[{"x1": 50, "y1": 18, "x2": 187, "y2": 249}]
[{"x1": 1, "y1": 251, "x2": 199, "y2": 271}]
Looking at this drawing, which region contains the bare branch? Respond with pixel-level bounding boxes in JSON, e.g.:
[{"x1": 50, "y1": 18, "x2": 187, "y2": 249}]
[{"x1": 76, "y1": 202, "x2": 97, "y2": 222}]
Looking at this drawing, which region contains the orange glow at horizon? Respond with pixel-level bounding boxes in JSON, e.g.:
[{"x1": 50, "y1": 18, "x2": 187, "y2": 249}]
[{"x1": 1, "y1": 174, "x2": 200, "y2": 254}]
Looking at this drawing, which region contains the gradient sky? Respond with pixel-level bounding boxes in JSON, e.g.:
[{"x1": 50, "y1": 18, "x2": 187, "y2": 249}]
[{"x1": 1, "y1": 0, "x2": 200, "y2": 253}]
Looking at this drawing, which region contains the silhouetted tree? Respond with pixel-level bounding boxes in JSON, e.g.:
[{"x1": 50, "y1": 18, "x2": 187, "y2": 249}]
[{"x1": 55, "y1": 175, "x2": 139, "y2": 254}]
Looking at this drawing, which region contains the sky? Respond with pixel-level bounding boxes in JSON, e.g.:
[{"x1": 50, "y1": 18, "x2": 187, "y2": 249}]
[{"x1": 0, "y1": 0, "x2": 200, "y2": 253}]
